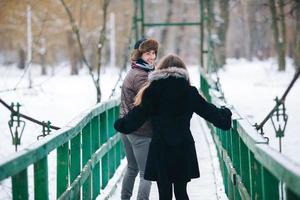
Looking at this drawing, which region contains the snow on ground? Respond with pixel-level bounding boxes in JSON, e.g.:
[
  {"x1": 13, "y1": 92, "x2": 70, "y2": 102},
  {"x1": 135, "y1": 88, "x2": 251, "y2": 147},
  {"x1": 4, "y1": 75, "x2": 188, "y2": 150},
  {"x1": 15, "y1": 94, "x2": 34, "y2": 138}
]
[
  {"x1": 1, "y1": 58, "x2": 300, "y2": 199},
  {"x1": 218, "y1": 58, "x2": 300, "y2": 165},
  {"x1": 106, "y1": 114, "x2": 228, "y2": 200},
  {"x1": 0, "y1": 63, "x2": 123, "y2": 156},
  {"x1": 0, "y1": 63, "x2": 124, "y2": 199}
]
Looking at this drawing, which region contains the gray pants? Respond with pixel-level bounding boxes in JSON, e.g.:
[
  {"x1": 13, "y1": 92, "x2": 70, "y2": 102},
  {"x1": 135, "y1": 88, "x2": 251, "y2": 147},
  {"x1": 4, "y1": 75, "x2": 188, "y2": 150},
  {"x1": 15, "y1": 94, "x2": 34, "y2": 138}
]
[{"x1": 121, "y1": 134, "x2": 152, "y2": 200}]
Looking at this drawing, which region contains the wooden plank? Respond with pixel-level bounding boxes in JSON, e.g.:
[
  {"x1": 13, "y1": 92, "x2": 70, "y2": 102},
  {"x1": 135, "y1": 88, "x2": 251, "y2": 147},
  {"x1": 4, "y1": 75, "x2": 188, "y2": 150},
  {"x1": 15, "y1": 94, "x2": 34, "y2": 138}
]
[
  {"x1": 249, "y1": 152, "x2": 263, "y2": 200},
  {"x1": 12, "y1": 168, "x2": 28, "y2": 200},
  {"x1": 286, "y1": 187, "x2": 300, "y2": 200},
  {"x1": 92, "y1": 116, "x2": 100, "y2": 198},
  {"x1": 58, "y1": 134, "x2": 120, "y2": 200},
  {"x1": 70, "y1": 133, "x2": 81, "y2": 199},
  {"x1": 100, "y1": 111, "x2": 109, "y2": 188},
  {"x1": 82, "y1": 123, "x2": 92, "y2": 200},
  {"x1": 232, "y1": 122, "x2": 240, "y2": 174},
  {"x1": 108, "y1": 108, "x2": 116, "y2": 178},
  {"x1": 255, "y1": 144, "x2": 300, "y2": 197},
  {"x1": 114, "y1": 107, "x2": 121, "y2": 167},
  {"x1": 236, "y1": 175, "x2": 250, "y2": 200},
  {"x1": 240, "y1": 136, "x2": 251, "y2": 192},
  {"x1": 56, "y1": 142, "x2": 69, "y2": 198},
  {"x1": 213, "y1": 130, "x2": 251, "y2": 200},
  {"x1": 34, "y1": 157, "x2": 49, "y2": 200},
  {"x1": 101, "y1": 154, "x2": 109, "y2": 189},
  {"x1": 262, "y1": 167, "x2": 279, "y2": 200}
]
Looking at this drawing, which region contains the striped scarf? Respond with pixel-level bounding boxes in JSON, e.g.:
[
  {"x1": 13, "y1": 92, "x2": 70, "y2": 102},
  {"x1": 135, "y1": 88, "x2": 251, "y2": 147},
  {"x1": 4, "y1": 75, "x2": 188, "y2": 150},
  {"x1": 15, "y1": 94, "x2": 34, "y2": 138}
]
[{"x1": 131, "y1": 58, "x2": 155, "y2": 72}]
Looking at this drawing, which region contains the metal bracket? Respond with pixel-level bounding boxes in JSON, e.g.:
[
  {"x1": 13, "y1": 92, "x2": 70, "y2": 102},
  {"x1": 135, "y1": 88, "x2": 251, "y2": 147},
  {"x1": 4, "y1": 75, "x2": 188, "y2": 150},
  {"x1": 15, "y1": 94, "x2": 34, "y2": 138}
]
[
  {"x1": 254, "y1": 123, "x2": 269, "y2": 144},
  {"x1": 270, "y1": 97, "x2": 288, "y2": 138},
  {"x1": 37, "y1": 121, "x2": 52, "y2": 140},
  {"x1": 8, "y1": 103, "x2": 26, "y2": 151}
]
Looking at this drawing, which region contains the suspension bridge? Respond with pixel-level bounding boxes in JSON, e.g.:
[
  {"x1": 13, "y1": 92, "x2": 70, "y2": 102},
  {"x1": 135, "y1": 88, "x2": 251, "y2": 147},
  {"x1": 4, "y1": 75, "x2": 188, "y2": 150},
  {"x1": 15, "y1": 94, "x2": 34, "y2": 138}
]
[{"x1": 1, "y1": 0, "x2": 300, "y2": 199}]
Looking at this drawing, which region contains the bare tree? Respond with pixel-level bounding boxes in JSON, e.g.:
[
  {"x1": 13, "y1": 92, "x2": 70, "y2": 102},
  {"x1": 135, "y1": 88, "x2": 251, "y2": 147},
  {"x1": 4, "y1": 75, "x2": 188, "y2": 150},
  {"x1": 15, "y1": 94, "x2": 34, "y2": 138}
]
[
  {"x1": 293, "y1": 0, "x2": 300, "y2": 70},
  {"x1": 17, "y1": 48, "x2": 26, "y2": 69},
  {"x1": 269, "y1": 0, "x2": 286, "y2": 71},
  {"x1": 159, "y1": 0, "x2": 173, "y2": 57},
  {"x1": 174, "y1": 3, "x2": 188, "y2": 56},
  {"x1": 215, "y1": 0, "x2": 230, "y2": 67},
  {"x1": 60, "y1": 0, "x2": 110, "y2": 103},
  {"x1": 66, "y1": 30, "x2": 79, "y2": 75}
]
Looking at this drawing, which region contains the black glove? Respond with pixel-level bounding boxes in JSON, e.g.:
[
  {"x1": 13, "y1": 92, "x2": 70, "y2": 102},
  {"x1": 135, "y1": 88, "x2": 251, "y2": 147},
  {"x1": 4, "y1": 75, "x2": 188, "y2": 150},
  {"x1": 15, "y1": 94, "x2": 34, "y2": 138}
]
[
  {"x1": 221, "y1": 106, "x2": 232, "y2": 118},
  {"x1": 220, "y1": 106, "x2": 232, "y2": 130},
  {"x1": 114, "y1": 118, "x2": 123, "y2": 132}
]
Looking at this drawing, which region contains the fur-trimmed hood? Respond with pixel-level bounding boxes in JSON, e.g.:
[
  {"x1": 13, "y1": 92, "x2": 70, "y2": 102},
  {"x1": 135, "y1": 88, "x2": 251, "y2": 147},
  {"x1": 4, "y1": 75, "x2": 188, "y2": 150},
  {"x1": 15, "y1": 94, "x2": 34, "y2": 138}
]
[{"x1": 148, "y1": 67, "x2": 189, "y2": 82}]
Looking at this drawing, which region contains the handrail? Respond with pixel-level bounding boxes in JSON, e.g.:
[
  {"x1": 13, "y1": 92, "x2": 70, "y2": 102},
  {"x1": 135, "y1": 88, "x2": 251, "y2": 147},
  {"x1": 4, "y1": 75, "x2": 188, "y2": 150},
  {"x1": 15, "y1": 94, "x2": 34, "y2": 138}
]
[
  {"x1": 0, "y1": 98, "x2": 124, "y2": 199},
  {"x1": 200, "y1": 72, "x2": 300, "y2": 199}
]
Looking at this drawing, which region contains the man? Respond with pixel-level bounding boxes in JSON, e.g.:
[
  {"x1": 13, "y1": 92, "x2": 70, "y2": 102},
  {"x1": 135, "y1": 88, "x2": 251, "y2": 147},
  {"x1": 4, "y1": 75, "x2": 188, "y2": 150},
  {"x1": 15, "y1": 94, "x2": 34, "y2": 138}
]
[{"x1": 120, "y1": 38, "x2": 159, "y2": 200}]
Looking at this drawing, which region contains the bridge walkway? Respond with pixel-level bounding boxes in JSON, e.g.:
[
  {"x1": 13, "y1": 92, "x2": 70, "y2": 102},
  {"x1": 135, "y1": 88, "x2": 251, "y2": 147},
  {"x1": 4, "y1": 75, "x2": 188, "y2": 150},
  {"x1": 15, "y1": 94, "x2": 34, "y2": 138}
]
[{"x1": 98, "y1": 114, "x2": 228, "y2": 200}]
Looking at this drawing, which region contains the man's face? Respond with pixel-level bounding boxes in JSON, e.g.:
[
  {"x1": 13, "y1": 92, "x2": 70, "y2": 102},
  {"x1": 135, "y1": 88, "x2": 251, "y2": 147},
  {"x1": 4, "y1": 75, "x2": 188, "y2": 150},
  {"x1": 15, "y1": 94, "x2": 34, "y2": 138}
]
[{"x1": 141, "y1": 50, "x2": 156, "y2": 65}]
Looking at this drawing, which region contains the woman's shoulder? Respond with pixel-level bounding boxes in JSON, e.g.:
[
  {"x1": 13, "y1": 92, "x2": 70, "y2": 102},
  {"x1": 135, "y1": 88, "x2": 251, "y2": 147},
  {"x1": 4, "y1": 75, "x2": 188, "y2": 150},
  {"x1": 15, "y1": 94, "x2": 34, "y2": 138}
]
[{"x1": 187, "y1": 85, "x2": 199, "y2": 95}]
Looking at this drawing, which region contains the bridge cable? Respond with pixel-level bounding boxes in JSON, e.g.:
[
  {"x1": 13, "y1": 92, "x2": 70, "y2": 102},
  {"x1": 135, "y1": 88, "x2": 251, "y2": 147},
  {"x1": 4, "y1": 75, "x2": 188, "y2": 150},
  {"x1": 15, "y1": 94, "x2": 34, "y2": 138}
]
[
  {"x1": 0, "y1": 97, "x2": 60, "y2": 130},
  {"x1": 108, "y1": 26, "x2": 133, "y2": 100},
  {"x1": 255, "y1": 69, "x2": 300, "y2": 131}
]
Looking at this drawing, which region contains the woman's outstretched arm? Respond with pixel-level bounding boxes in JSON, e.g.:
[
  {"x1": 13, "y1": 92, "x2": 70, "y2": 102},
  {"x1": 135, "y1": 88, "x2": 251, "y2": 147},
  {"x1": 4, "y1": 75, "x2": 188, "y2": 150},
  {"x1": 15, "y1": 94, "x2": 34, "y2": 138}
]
[
  {"x1": 190, "y1": 87, "x2": 232, "y2": 130},
  {"x1": 114, "y1": 105, "x2": 149, "y2": 134}
]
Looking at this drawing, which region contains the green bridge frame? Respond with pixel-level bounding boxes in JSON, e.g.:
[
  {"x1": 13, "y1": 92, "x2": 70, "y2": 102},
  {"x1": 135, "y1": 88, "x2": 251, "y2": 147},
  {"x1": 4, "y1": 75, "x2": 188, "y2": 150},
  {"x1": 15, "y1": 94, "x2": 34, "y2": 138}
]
[
  {"x1": 200, "y1": 73, "x2": 300, "y2": 200},
  {"x1": 0, "y1": 99, "x2": 123, "y2": 200}
]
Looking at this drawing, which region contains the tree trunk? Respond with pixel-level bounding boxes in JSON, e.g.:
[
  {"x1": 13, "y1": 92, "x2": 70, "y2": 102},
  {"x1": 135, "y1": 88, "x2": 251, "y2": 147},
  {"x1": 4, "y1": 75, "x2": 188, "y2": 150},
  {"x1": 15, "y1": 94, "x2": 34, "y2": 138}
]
[
  {"x1": 206, "y1": 0, "x2": 216, "y2": 72},
  {"x1": 40, "y1": 38, "x2": 47, "y2": 75},
  {"x1": 174, "y1": 3, "x2": 188, "y2": 56},
  {"x1": 278, "y1": 0, "x2": 286, "y2": 71},
  {"x1": 18, "y1": 48, "x2": 26, "y2": 69},
  {"x1": 96, "y1": 84, "x2": 101, "y2": 103},
  {"x1": 159, "y1": 0, "x2": 173, "y2": 58},
  {"x1": 67, "y1": 31, "x2": 79, "y2": 75},
  {"x1": 241, "y1": 0, "x2": 253, "y2": 60},
  {"x1": 294, "y1": 1, "x2": 300, "y2": 70},
  {"x1": 269, "y1": 0, "x2": 286, "y2": 71},
  {"x1": 215, "y1": 0, "x2": 229, "y2": 68},
  {"x1": 40, "y1": 53, "x2": 47, "y2": 75},
  {"x1": 200, "y1": 0, "x2": 205, "y2": 68},
  {"x1": 95, "y1": 0, "x2": 109, "y2": 103}
]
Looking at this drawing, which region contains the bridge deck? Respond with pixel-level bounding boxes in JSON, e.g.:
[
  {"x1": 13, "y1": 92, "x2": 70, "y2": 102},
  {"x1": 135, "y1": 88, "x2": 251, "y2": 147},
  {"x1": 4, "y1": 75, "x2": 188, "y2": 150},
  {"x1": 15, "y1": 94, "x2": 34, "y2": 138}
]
[{"x1": 97, "y1": 114, "x2": 228, "y2": 200}]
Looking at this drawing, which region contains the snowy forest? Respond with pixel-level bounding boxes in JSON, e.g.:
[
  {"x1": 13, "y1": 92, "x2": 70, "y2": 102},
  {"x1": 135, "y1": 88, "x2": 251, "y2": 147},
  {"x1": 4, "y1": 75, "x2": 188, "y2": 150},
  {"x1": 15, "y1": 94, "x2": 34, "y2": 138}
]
[{"x1": 0, "y1": 0, "x2": 299, "y2": 72}]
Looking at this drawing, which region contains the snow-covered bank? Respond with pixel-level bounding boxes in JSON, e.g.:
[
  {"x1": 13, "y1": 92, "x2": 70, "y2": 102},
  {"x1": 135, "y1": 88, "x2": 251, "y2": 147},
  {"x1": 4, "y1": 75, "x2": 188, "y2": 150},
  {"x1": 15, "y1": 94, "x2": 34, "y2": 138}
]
[
  {"x1": 0, "y1": 64, "x2": 124, "y2": 199},
  {"x1": 218, "y1": 58, "x2": 300, "y2": 165}
]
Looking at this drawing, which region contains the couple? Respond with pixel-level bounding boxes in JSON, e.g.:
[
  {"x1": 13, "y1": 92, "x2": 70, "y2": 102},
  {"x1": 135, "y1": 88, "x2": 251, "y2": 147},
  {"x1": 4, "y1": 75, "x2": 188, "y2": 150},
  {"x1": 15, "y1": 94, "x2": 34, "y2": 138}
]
[{"x1": 114, "y1": 38, "x2": 232, "y2": 200}]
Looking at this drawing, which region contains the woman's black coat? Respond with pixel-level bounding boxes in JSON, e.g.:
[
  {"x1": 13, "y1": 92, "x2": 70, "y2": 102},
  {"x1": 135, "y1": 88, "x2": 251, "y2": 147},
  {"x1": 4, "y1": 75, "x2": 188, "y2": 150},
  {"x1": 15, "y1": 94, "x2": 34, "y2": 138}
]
[{"x1": 114, "y1": 67, "x2": 232, "y2": 182}]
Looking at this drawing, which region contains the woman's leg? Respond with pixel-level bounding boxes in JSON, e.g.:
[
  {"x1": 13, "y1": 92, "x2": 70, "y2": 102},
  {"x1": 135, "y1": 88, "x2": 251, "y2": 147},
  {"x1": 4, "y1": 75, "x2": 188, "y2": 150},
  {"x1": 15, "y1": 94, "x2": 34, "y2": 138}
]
[
  {"x1": 157, "y1": 180, "x2": 173, "y2": 200},
  {"x1": 174, "y1": 181, "x2": 189, "y2": 200},
  {"x1": 121, "y1": 135, "x2": 139, "y2": 200},
  {"x1": 128, "y1": 134, "x2": 152, "y2": 200}
]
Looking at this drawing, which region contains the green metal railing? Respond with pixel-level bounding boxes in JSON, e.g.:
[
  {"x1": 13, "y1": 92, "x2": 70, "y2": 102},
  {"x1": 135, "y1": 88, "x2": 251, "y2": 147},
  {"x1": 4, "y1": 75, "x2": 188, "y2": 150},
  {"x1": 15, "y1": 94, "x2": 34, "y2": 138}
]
[
  {"x1": 200, "y1": 73, "x2": 300, "y2": 200},
  {"x1": 0, "y1": 99, "x2": 124, "y2": 200}
]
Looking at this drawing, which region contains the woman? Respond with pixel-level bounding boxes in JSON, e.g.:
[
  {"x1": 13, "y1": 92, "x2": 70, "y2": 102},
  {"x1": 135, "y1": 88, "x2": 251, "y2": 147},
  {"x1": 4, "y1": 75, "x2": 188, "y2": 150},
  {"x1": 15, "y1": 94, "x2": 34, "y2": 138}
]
[
  {"x1": 119, "y1": 38, "x2": 159, "y2": 200},
  {"x1": 115, "y1": 54, "x2": 232, "y2": 200}
]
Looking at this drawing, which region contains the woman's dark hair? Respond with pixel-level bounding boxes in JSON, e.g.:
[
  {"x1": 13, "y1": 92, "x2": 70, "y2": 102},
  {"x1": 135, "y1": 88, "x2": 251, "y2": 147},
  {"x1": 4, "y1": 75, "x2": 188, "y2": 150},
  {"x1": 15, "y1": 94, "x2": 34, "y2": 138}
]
[{"x1": 157, "y1": 54, "x2": 187, "y2": 70}]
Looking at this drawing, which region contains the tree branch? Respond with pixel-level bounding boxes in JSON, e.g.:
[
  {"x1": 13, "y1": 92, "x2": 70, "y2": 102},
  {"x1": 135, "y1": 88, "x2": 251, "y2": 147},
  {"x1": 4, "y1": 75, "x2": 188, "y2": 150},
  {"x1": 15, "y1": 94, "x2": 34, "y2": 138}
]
[{"x1": 60, "y1": 0, "x2": 96, "y2": 83}]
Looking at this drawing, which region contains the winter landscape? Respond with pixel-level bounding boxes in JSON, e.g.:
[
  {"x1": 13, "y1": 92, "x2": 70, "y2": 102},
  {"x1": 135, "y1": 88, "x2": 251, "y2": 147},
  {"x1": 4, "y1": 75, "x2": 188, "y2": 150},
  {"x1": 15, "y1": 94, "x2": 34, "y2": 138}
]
[{"x1": 1, "y1": 0, "x2": 300, "y2": 199}]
